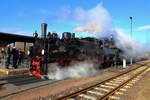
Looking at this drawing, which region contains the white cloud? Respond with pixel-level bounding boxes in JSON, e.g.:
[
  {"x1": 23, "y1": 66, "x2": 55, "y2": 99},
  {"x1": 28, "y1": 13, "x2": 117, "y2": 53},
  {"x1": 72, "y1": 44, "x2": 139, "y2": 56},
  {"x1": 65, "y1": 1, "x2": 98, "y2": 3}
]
[
  {"x1": 137, "y1": 25, "x2": 150, "y2": 31},
  {"x1": 74, "y1": 3, "x2": 111, "y2": 34}
]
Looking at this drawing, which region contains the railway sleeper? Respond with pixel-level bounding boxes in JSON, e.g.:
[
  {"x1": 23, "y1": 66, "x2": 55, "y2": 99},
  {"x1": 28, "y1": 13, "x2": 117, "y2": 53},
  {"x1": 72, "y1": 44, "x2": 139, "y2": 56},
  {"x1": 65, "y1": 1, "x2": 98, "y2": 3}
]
[
  {"x1": 119, "y1": 88, "x2": 127, "y2": 92},
  {"x1": 109, "y1": 96, "x2": 120, "y2": 100},
  {"x1": 126, "y1": 83, "x2": 133, "y2": 86},
  {"x1": 123, "y1": 85, "x2": 130, "y2": 88},
  {"x1": 94, "y1": 87, "x2": 110, "y2": 92},
  {"x1": 67, "y1": 98, "x2": 76, "y2": 100},
  {"x1": 78, "y1": 94, "x2": 96, "y2": 100},
  {"x1": 115, "y1": 92, "x2": 124, "y2": 95},
  {"x1": 109, "y1": 81, "x2": 122, "y2": 84},
  {"x1": 113, "y1": 78, "x2": 123, "y2": 81},
  {"x1": 100, "y1": 84, "x2": 115, "y2": 89},
  {"x1": 105, "y1": 82, "x2": 119, "y2": 86},
  {"x1": 87, "y1": 90, "x2": 104, "y2": 96}
]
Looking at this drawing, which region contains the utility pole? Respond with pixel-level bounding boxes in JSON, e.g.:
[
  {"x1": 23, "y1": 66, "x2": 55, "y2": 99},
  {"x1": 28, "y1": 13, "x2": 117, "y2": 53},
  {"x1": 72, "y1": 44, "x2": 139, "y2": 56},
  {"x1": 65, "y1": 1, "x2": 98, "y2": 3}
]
[{"x1": 129, "y1": 16, "x2": 133, "y2": 65}]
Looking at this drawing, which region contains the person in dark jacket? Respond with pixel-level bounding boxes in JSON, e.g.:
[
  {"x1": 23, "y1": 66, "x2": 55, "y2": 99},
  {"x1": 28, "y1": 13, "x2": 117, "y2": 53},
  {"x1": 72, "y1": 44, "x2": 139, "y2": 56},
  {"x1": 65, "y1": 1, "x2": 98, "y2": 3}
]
[
  {"x1": 18, "y1": 49, "x2": 24, "y2": 65},
  {"x1": 5, "y1": 45, "x2": 11, "y2": 69},
  {"x1": 12, "y1": 47, "x2": 19, "y2": 69},
  {"x1": 1, "y1": 48, "x2": 5, "y2": 59}
]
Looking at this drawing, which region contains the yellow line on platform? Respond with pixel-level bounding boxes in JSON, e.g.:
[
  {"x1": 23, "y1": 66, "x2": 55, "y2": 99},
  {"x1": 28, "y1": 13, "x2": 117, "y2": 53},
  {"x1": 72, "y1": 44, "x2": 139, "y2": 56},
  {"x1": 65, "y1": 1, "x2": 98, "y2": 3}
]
[{"x1": 0, "y1": 68, "x2": 29, "y2": 75}]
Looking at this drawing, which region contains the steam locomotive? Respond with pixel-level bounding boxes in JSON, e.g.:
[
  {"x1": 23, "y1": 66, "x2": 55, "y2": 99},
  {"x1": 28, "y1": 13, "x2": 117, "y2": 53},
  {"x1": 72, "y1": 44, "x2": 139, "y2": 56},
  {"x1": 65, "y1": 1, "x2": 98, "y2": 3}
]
[{"x1": 28, "y1": 23, "x2": 122, "y2": 78}]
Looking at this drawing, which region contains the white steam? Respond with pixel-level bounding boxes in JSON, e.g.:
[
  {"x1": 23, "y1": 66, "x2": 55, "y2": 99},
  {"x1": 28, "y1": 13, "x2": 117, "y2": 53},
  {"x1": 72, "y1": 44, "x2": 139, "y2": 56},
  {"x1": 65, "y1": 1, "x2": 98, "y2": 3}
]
[
  {"x1": 113, "y1": 28, "x2": 150, "y2": 59},
  {"x1": 74, "y1": 3, "x2": 111, "y2": 34},
  {"x1": 104, "y1": 28, "x2": 150, "y2": 60},
  {"x1": 47, "y1": 61, "x2": 98, "y2": 80},
  {"x1": 74, "y1": 3, "x2": 150, "y2": 59}
]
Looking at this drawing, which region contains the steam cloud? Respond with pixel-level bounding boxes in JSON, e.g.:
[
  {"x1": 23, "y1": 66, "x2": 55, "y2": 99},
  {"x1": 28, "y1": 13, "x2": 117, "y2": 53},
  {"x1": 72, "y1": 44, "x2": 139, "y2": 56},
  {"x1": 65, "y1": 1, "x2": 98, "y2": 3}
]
[
  {"x1": 113, "y1": 28, "x2": 150, "y2": 59},
  {"x1": 74, "y1": 3, "x2": 150, "y2": 60},
  {"x1": 74, "y1": 3, "x2": 111, "y2": 34},
  {"x1": 47, "y1": 61, "x2": 98, "y2": 80}
]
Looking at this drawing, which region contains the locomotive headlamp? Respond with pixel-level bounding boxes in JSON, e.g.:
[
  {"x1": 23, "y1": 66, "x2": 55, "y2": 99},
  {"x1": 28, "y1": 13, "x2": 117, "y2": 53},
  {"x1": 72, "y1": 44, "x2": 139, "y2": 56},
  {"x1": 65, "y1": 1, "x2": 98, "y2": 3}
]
[
  {"x1": 27, "y1": 50, "x2": 30, "y2": 55},
  {"x1": 33, "y1": 33, "x2": 38, "y2": 38},
  {"x1": 41, "y1": 49, "x2": 45, "y2": 55},
  {"x1": 33, "y1": 31, "x2": 38, "y2": 38}
]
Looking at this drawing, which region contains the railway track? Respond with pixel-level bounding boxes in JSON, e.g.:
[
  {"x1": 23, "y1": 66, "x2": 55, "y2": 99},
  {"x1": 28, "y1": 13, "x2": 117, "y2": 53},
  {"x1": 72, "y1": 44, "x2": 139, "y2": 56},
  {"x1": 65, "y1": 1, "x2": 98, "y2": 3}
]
[
  {"x1": 0, "y1": 75, "x2": 58, "y2": 100},
  {"x1": 54, "y1": 63, "x2": 150, "y2": 100},
  {"x1": 0, "y1": 74, "x2": 42, "y2": 89}
]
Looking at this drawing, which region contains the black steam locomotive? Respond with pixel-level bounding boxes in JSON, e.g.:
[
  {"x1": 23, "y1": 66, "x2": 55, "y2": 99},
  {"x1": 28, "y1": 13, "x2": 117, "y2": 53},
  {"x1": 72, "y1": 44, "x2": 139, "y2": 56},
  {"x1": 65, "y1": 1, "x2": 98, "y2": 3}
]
[{"x1": 28, "y1": 23, "x2": 122, "y2": 78}]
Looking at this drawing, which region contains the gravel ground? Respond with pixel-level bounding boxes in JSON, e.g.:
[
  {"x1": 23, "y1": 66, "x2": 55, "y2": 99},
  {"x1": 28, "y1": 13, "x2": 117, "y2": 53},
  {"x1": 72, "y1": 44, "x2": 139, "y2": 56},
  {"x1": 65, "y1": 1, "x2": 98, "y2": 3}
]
[
  {"x1": 119, "y1": 66, "x2": 150, "y2": 100},
  {"x1": 136, "y1": 71, "x2": 150, "y2": 100}
]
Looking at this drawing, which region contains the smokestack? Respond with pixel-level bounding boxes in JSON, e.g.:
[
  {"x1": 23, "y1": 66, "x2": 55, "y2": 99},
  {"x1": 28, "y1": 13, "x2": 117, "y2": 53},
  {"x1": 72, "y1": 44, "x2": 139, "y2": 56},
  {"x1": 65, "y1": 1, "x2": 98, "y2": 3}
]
[{"x1": 41, "y1": 23, "x2": 47, "y2": 39}]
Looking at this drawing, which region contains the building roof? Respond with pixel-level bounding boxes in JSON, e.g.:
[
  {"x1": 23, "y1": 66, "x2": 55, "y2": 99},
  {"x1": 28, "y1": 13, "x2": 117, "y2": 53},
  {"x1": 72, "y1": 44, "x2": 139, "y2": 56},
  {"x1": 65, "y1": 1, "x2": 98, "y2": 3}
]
[{"x1": 0, "y1": 32, "x2": 34, "y2": 46}]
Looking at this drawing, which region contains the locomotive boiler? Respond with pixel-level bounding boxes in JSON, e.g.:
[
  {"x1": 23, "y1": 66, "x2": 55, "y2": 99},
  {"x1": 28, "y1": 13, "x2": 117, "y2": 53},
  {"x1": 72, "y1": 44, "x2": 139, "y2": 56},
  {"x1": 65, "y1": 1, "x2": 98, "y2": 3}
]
[{"x1": 28, "y1": 23, "x2": 122, "y2": 78}]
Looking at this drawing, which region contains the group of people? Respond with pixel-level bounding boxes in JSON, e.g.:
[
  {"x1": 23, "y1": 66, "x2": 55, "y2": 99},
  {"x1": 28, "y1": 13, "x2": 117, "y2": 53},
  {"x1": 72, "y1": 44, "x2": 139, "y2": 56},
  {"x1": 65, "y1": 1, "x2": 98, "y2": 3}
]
[{"x1": 1, "y1": 45, "x2": 24, "y2": 69}]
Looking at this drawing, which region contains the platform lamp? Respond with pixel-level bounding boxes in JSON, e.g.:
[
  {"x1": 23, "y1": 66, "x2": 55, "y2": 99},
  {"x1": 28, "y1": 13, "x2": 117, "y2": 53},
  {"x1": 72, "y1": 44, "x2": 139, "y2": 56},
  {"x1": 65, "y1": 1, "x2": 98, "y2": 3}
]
[{"x1": 129, "y1": 16, "x2": 133, "y2": 65}]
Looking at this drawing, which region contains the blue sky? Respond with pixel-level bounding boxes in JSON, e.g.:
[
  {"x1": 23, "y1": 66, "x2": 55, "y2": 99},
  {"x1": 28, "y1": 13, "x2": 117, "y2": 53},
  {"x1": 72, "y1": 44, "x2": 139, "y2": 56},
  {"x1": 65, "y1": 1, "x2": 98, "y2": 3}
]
[{"x1": 0, "y1": 0, "x2": 150, "y2": 43}]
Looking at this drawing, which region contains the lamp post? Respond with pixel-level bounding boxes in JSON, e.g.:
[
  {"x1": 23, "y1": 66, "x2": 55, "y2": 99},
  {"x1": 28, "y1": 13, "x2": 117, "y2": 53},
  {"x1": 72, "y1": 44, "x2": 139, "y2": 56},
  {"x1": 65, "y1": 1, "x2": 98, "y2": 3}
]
[{"x1": 129, "y1": 16, "x2": 133, "y2": 65}]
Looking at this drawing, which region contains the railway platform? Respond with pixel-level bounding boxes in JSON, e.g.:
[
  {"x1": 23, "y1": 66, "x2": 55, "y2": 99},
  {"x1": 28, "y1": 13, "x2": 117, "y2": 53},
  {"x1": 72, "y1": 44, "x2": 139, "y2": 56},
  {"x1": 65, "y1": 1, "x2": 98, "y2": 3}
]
[{"x1": 0, "y1": 63, "x2": 29, "y2": 76}]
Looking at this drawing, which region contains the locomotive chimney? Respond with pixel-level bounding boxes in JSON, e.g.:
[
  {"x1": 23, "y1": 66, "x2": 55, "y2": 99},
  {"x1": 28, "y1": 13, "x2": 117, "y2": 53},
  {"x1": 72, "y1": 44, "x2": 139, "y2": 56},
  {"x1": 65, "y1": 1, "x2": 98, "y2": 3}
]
[{"x1": 41, "y1": 23, "x2": 47, "y2": 39}]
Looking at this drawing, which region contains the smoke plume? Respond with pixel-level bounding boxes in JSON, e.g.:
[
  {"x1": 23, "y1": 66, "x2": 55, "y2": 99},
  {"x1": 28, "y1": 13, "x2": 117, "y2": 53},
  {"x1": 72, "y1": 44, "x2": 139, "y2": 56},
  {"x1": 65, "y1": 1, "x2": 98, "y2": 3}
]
[
  {"x1": 74, "y1": 3, "x2": 111, "y2": 34},
  {"x1": 101, "y1": 28, "x2": 150, "y2": 60},
  {"x1": 47, "y1": 61, "x2": 98, "y2": 80},
  {"x1": 74, "y1": 3, "x2": 150, "y2": 60},
  {"x1": 112, "y1": 28, "x2": 150, "y2": 59}
]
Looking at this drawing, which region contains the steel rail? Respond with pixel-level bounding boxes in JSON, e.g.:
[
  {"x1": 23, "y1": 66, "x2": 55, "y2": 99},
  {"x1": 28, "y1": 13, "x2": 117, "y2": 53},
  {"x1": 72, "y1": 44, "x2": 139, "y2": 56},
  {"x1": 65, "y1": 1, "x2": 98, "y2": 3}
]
[
  {"x1": 55, "y1": 63, "x2": 149, "y2": 100},
  {"x1": 0, "y1": 79, "x2": 58, "y2": 99},
  {"x1": 98, "y1": 67, "x2": 148, "y2": 100}
]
